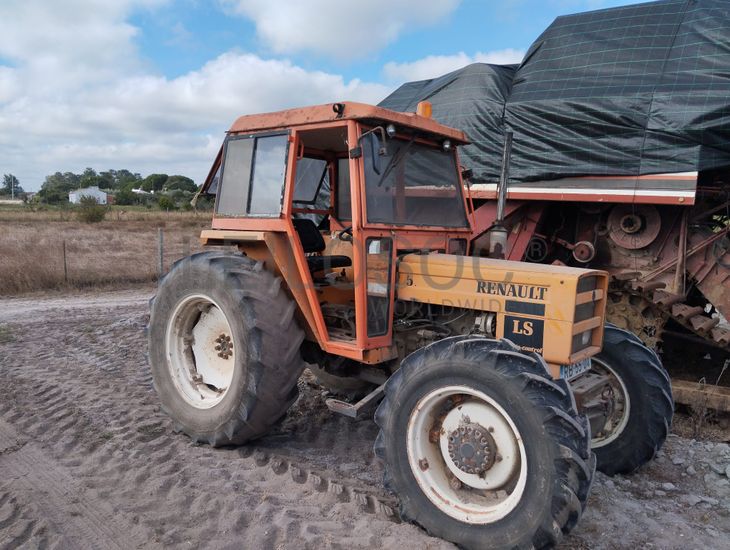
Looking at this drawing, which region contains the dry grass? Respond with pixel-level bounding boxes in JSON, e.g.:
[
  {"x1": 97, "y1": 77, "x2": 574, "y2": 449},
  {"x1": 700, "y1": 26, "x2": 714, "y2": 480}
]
[
  {"x1": 0, "y1": 206, "x2": 211, "y2": 223},
  {"x1": 0, "y1": 212, "x2": 213, "y2": 295}
]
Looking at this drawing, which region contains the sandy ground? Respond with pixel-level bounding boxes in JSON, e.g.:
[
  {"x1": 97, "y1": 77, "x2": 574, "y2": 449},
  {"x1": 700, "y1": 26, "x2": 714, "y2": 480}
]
[{"x1": 0, "y1": 288, "x2": 729, "y2": 550}]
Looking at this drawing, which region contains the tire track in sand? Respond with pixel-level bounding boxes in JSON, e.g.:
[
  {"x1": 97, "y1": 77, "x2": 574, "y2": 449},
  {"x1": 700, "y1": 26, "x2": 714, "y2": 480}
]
[
  {"x1": 0, "y1": 432, "x2": 147, "y2": 549},
  {"x1": 0, "y1": 295, "x2": 451, "y2": 549}
]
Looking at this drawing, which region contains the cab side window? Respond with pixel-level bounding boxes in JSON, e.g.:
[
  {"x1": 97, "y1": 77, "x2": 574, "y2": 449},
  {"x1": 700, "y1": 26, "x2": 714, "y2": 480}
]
[
  {"x1": 215, "y1": 132, "x2": 289, "y2": 217},
  {"x1": 337, "y1": 158, "x2": 351, "y2": 221}
]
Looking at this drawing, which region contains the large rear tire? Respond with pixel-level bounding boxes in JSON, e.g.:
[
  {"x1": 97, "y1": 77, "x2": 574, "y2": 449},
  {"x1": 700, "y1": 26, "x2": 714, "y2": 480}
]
[
  {"x1": 148, "y1": 252, "x2": 305, "y2": 446},
  {"x1": 586, "y1": 325, "x2": 673, "y2": 475},
  {"x1": 374, "y1": 337, "x2": 594, "y2": 550}
]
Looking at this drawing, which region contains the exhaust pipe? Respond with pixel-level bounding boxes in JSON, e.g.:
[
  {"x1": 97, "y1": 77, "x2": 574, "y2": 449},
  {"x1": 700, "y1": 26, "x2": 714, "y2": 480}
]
[{"x1": 489, "y1": 131, "x2": 513, "y2": 258}]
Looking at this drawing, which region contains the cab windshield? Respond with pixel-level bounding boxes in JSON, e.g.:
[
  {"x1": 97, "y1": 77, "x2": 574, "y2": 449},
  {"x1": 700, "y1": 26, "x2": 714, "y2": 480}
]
[{"x1": 363, "y1": 136, "x2": 468, "y2": 227}]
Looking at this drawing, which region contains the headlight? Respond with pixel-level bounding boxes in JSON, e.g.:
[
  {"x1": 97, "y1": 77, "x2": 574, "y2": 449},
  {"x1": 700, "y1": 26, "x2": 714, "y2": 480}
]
[
  {"x1": 581, "y1": 330, "x2": 592, "y2": 346},
  {"x1": 572, "y1": 329, "x2": 593, "y2": 352}
]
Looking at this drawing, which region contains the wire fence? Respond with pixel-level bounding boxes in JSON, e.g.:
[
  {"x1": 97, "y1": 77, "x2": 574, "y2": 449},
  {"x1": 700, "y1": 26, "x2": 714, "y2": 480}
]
[
  {"x1": 58, "y1": 229, "x2": 195, "y2": 283},
  {"x1": 1, "y1": 225, "x2": 209, "y2": 295}
]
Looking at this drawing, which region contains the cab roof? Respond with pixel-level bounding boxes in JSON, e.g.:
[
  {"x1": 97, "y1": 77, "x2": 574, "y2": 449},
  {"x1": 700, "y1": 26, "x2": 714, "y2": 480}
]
[{"x1": 228, "y1": 102, "x2": 469, "y2": 144}]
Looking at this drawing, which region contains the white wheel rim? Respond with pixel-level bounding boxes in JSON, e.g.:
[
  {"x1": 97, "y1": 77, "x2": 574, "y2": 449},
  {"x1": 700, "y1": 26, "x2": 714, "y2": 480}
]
[
  {"x1": 590, "y1": 358, "x2": 631, "y2": 448},
  {"x1": 165, "y1": 294, "x2": 236, "y2": 409},
  {"x1": 406, "y1": 385, "x2": 528, "y2": 524}
]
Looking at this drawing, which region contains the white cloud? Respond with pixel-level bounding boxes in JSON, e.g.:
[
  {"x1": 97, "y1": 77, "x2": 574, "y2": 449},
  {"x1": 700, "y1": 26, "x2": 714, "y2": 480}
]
[
  {"x1": 0, "y1": 1, "x2": 390, "y2": 191},
  {"x1": 222, "y1": 0, "x2": 460, "y2": 59},
  {"x1": 383, "y1": 49, "x2": 525, "y2": 83}
]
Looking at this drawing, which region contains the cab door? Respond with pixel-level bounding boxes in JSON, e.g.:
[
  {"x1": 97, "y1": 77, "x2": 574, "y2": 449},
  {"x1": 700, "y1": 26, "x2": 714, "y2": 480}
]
[
  {"x1": 363, "y1": 236, "x2": 394, "y2": 340},
  {"x1": 347, "y1": 122, "x2": 397, "y2": 351}
]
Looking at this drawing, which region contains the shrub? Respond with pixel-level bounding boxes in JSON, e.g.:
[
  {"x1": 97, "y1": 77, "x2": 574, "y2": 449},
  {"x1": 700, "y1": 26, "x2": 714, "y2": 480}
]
[
  {"x1": 158, "y1": 196, "x2": 176, "y2": 211},
  {"x1": 77, "y1": 196, "x2": 107, "y2": 223},
  {"x1": 115, "y1": 188, "x2": 138, "y2": 206}
]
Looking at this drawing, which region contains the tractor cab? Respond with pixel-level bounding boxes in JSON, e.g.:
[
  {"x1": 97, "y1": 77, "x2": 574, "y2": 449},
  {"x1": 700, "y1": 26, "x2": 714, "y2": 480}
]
[{"x1": 199, "y1": 102, "x2": 472, "y2": 364}]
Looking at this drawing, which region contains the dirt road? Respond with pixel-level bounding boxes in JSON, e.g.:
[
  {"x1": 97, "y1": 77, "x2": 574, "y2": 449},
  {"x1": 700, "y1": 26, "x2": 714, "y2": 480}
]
[{"x1": 1, "y1": 289, "x2": 729, "y2": 549}]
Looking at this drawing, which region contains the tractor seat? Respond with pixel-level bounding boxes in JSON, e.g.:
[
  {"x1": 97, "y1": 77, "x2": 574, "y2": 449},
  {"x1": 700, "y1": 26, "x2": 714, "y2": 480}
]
[{"x1": 292, "y1": 218, "x2": 352, "y2": 272}]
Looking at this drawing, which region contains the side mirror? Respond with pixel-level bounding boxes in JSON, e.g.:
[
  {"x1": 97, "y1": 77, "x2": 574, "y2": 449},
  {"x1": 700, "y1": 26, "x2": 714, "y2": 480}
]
[{"x1": 366, "y1": 132, "x2": 386, "y2": 175}]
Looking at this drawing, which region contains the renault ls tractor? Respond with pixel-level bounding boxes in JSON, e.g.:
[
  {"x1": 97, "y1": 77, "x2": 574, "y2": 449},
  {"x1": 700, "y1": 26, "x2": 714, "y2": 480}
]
[{"x1": 148, "y1": 102, "x2": 673, "y2": 549}]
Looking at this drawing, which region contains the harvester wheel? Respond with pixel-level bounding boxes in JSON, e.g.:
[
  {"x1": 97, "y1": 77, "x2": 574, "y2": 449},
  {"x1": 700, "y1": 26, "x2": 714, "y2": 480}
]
[
  {"x1": 374, "y1": 337, "x2": 594, "y2": 550},
  {"x1": 588, "y1": 325, "x2": 673, "y2": 475},
  {"x1": 148, "y1": 252, "x2": 305, "y2": 446}
]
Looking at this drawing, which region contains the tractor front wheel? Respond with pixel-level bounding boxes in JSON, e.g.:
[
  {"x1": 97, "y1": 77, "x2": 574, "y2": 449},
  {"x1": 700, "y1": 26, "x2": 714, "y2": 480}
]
[
  {"x1": 582, "y1": 325, "x2": 673, "y2": 475},
  {"x1": 375, "y1": 337, "x2": 594, "y2": 550}
]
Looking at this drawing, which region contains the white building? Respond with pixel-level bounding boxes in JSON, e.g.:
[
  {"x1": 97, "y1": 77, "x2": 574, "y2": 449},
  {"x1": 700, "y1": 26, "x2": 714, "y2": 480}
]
[{"x1": 69, "y1": 186, "x2": 108, "y2": 205}]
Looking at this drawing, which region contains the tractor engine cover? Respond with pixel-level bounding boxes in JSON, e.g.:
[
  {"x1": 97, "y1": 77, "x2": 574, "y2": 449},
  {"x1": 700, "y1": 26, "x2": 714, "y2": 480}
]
[{"x1": 395, "y1": 252, "x2": 608, "y2": 367}]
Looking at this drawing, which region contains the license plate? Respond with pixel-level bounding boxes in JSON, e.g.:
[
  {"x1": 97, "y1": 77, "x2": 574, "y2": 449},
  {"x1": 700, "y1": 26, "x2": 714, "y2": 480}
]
[{"x1": 559, "y1": 358, "x2": 592, "y2": 380}]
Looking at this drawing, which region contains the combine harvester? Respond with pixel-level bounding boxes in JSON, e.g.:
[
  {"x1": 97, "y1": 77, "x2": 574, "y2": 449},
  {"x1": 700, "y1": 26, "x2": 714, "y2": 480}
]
[{"x1": 380, "y1": 0, "x2": 730, "y2": 410}]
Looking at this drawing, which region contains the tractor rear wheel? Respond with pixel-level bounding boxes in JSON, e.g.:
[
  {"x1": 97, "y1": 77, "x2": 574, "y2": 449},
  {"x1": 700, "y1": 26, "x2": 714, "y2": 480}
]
[
  {"x1": 585, "y1": 325, "x2": 673, "y2": 475},
  {"x1": 148, "y1": 252, "x2": 305, "y2": 446},
  {"x1": 374, "y1": 337, "x2": 594, "y2": 550}
]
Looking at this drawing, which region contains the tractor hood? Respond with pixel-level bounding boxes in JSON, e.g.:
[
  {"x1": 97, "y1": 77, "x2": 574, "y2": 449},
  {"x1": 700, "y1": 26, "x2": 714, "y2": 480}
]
[{"x1": 395, "y1": 253, "x2": 608, "y2": 365}]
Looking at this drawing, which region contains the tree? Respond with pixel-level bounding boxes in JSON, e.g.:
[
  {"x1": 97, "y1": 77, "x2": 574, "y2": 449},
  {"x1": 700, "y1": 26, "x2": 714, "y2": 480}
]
[
  {"x1": 98, "y1": 169, "x2": 142, "y2": 190},
  {"x1": 141, "y1": 173, "x2": 168, "y2": 192},
  {"x1": 114, "y1": 188, "x2": 139, "y2": 206},
  {"x1": 79, "y1": 167, "x2": 106, "y2": 190},
  {"x1": 164, "y1": 175, "x2": 197, "y2": 193},
  {"x1": 2, "y1": 174, "x2": 23, "y2": 197},
  {"x1": 38, "y1": 171, "x2": 80, "y2": 203}
]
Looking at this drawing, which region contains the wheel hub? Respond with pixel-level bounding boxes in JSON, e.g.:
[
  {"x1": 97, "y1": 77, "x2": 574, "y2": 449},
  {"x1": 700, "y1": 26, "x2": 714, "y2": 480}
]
[
  {"x1": 447, "y1": 422, "x2": 496, "y2": 475},
  {"x1": 437, "y1": 401, "x2": 520, "y2": 491},
  {"x1": 166, "y1": 295, "x2": 237, "y2": 409},
  {"x1": 214, "y1": 333, "x2": 233, "y2": 359},
  {"x1": 588, "y1": 359, "x2": 631, "y2": 448},
  {"x1": 408, "y1": 387, "x2": 528, "y2": 523}
]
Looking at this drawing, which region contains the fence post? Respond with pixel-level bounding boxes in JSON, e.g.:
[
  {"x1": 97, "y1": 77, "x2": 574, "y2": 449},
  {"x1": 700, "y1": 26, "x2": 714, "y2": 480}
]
[
  {"x1": 158, "y1": 228, "x2": 164, "y2": 278},
  {"x1": 62, "y1": 240, "x2": 68, "y2": 283}
]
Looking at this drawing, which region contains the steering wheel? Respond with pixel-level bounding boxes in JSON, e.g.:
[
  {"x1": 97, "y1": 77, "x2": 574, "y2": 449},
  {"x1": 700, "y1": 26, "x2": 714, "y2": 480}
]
[{"x1": 338, "y1": 226, "x2": 353, "y2": 242}]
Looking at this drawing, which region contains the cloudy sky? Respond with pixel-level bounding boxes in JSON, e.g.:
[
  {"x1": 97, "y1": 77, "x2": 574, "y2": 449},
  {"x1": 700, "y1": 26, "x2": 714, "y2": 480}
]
[{"x1": 0, "y1": 0, "x2": 630, "y2": 191}]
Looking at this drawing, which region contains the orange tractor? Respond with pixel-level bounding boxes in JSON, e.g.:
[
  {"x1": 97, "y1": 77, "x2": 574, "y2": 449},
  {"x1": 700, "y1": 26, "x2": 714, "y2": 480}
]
[{"x1": 148, "y1": 102, "x2": 672, "y2": 549}]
